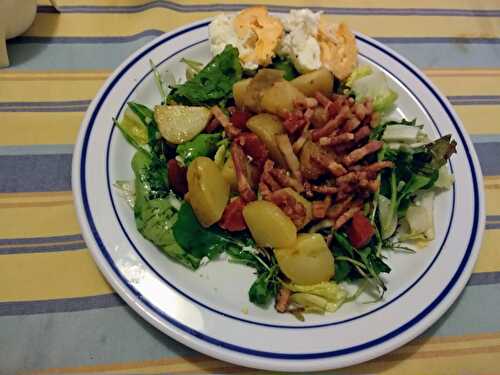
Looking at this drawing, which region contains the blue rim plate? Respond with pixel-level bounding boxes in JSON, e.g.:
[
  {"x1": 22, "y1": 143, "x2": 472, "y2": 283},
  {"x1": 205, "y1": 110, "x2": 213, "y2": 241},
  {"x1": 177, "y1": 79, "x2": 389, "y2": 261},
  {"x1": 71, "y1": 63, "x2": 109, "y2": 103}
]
[{"x1": 72, "y1": 19, "x2": 485, "y2": 371}]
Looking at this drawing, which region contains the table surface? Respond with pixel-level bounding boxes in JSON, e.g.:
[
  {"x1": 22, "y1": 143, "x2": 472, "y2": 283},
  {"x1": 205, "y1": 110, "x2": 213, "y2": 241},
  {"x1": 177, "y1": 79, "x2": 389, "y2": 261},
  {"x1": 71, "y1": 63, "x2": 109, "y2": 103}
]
[{"x1": 2, "y1": 1, "x2": 500, "y2": 374}]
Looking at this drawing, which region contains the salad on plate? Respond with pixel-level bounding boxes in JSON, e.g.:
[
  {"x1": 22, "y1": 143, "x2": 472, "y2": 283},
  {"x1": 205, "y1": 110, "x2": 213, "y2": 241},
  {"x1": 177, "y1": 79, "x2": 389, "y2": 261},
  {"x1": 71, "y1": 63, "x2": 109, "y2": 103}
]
[{"x1": 114, "y1": 7, "x2": 457, "y2": 320}]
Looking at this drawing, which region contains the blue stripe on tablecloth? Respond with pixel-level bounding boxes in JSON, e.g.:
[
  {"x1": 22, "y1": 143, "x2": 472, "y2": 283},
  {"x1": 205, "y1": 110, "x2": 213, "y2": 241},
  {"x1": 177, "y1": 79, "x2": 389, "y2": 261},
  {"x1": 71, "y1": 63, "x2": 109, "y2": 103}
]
[
  {"x1": 0, "y1": 272, "x2": 497, "y2": 317},
  {"x1": 7, "y1": 38, "x2": 500, "y2": 70},
  {"x1": 0, "y1": 96, "x2": 497, "y2": 113},
  {"x1": 0, "y1": 234, "x2": 83, "y2": 245},
  {"x1": 0, "y1": 294, "x2": 124, "y2": 316},
  {"x1": 36, "y1": 2, "x2": 500, "y2": 17},
  {"x1": 0, "y1": 241, "x2": 86, "y2": 255},
  {"x1": 9, "y1": 34, "x2": 500, "y2": 45},
  {"x1": 0, "y1": 141, "x2": 498, "y2": 192},
  {"x1": 0, "y1": 145, "x2": 74, "y2": 156}
]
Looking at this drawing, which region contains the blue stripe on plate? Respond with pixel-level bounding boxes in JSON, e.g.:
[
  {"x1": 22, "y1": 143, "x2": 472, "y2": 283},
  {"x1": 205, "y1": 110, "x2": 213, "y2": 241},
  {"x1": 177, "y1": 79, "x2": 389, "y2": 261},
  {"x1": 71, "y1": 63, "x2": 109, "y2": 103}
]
[{"x1": 36, "y1": 2, "x2": 500, "y2": 17}]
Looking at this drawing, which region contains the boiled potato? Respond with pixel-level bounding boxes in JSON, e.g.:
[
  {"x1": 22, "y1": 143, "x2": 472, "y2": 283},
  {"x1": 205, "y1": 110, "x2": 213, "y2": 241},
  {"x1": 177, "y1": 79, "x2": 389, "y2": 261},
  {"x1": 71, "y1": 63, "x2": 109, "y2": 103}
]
[
  {"x1": 291, "y1": 68, "x2": 334, "y2": 97},
  {"x1": 154, "y1": 105, "x2": 211, "y2": 144},
  {"x1": 243, "y1": 200, "x2": 297, "y2": 248},
  {"x1": 275, "y1": 188, "x2": 312, "y2": 229},
  {"x1": 232, "y1": 78, "x2": 251, "y2": 109},
  {"x1": 185, "y1": 157, "x2": 229, "y2": 227},
  {"x1": 275, "y1": 233, "x2": 334, "y2": 285},
  {"x1": 222, "y1": 155, "x2": 258, "y2": 191},
  {"x1": 300, "y1": 141, "x2": 325, "y2": 180},
  {"x1": 246, "y1": 114, "x2": 287, "y2": 168},
  {"x1": 260, "y1": 81, "x2": 306, "y2": 115}
]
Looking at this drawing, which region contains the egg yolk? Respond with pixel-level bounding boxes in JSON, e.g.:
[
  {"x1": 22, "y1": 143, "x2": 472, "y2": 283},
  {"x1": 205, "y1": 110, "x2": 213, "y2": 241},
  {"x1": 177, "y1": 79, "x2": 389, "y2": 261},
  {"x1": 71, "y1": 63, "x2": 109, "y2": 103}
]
[{"x1": 233, "y1": 6, "x2": 284, "y2": 67}]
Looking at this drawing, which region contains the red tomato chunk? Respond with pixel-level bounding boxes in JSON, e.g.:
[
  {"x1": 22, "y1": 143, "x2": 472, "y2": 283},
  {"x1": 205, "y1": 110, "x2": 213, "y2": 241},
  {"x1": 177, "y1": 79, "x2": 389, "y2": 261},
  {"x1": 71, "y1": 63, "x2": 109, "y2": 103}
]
[{"x1": 346, "y1": 212, "x2": 375, "y2": 248}]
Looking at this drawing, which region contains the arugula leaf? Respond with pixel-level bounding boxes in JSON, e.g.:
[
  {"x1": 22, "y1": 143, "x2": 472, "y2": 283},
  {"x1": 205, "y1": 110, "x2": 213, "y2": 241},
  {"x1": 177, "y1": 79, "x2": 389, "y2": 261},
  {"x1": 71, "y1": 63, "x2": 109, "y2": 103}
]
[
  {"x1": 249, "y1": 265, "x2": 279, "y2": 306},
  {"x1": 167, "y1": 45, "x2": 242, "y2": 106},
  {"x1": 176, "y1": 133, "x2": 222, "y2": 165},
  {"x1": 270, "y1": 56, "x2": 299, "y2": 81}
]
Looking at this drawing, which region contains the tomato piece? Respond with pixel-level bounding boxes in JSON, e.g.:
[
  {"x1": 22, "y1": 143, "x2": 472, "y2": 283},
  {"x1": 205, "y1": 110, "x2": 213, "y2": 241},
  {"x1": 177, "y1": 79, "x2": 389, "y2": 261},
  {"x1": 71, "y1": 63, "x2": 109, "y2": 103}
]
[
  {"x1": 235, "y1": 132, "x2": 269, "y2": 168},
  {"x1": 346, "y1": 212, "x2": 375, "y2": 248},
  {"x1": 167, "y1": 159, "x2": 188, "y2": 196},
  {"x1": 230, "y1": 110, "x2": 252, "y2": 130},
  {"x1": 219, "y1": 197, "x2": 247, "y2": 231}
]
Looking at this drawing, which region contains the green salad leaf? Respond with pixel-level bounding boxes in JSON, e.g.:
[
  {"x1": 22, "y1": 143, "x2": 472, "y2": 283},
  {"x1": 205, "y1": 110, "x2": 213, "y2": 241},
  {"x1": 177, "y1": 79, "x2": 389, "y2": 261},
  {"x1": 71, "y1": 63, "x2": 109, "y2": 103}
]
[
  {"x1": 172, "y1": 202, "x2": 228, "y2": 261},
  {"x1": 167, "y1": 45, "x2": 242, "y2": 106},
  {"x1": 176, "y1": 133, "x2": 222, "y2": 165},
  {"x1": 270, "y1": 55, "x2": 299, "y2": 81}
]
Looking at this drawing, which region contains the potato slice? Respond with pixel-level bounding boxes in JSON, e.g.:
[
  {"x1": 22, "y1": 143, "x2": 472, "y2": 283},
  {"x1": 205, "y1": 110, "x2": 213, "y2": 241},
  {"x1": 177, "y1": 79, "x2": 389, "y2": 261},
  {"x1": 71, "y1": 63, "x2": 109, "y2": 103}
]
[
  {"x1": 260, "y1": 81, "x2": 305, "y2": 115},
  {"x1": 291, "y1": 68, "x2": 334, "y2": 97},
  {"x1": 232, "y1": 78, "x2": 251, "y2": 109},
  {"x1": 243, "y1": 200, "x2": 297, "y2": 248},
  {"x1": 154, "y1": 105, "x2": 211, "y2": 144},
  {"x1": 246, "y1": 113, "x2": 287, "y2": 168},
  {"x1": 275, "y1": 233, "x2": 334, "y2": 285},
  {"x1": 185, "y1": 157, "x2": 230, "y2": 227}
]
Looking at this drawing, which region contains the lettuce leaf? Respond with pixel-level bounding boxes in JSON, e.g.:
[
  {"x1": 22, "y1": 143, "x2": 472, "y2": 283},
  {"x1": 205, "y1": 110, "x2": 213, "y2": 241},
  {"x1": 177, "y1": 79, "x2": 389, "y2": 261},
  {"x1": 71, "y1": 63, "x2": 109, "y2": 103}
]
[
  {"x1": 287, "y1": 282, "x2": 348, "y2": 313},
  {"x1": 351, "y1": 70, "x2": 398, "y2": 113}
]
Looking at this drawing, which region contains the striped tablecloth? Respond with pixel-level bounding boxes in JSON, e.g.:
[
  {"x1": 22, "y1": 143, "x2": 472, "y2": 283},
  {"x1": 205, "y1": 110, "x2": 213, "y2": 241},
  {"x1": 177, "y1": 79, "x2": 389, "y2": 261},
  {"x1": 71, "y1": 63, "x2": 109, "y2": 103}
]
[{"x1": 1, "y1": 1, "x2": 500, "y2": 374}]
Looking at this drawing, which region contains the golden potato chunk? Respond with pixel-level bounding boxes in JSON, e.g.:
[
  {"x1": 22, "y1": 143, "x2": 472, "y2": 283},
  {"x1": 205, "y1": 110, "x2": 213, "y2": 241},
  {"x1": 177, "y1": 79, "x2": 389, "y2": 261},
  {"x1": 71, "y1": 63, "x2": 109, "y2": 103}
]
[
  {"x1": 260, "y1": 81, "x2": 305, "y2": 115},
  {"x1": 154, "y1": 105, "x2": 211, "y2": 144},
  {"x1": 291, "y1": 68, "x2": 334, "y2": 97},
  {"x1": 185, "y1": 157, "x2": 230, "y2": 227},
  {"x1": 275, "y1": 233, "x2": 335, "y2": 285},
  {"x1": 246, "y1": 113, "x2": 287, "y2": 168},
  {"x1": 242, "y1": 200, "x2": 297, "y2": 248}
]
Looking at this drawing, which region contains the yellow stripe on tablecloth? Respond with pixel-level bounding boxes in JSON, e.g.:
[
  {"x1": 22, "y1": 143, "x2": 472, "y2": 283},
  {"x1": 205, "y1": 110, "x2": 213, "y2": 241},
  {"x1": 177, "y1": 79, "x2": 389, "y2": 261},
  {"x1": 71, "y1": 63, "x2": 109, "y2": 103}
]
[
  {"x1": 22, "y1": 332, "x2": 500, "y2": 374},
  {"x1": 36, "y1": 0, "x2": 500, "y2": 11},
  {"x1": 0, "y1": 192, "x2": 80, "y2": 239},
  {"x1": 26, "y1": 11, "x2": 500, "y2": 38},
  {"x1": 0, "y1": 249, "x2": 112, "y2": 302},
  {"x1": 0, "y1": 112, "x2": 83, "y2": 146},
  {"x1": 2, "y1": 69, "x2": 500, "y2": 103}
]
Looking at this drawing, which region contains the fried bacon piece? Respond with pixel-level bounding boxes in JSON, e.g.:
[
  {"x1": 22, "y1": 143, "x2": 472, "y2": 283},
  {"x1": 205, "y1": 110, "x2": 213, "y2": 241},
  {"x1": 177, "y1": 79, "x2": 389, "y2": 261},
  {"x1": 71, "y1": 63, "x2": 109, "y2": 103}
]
[
  {"x1": 304, "y1": 182, "x2": 338, "y2": 196},
  {"x1": 270, "y1": 188, "x2": 308, "y2": 228},
  {"x1": 363, "y1": 160, "x2": 394, "y2": 174},
  {"x1": 311, "y1": 106, "x2": 351, "y2": 141},
  {"x1": 276, "y1": 134, "x2": 303, "y2": 182},
  {"x1": 343, "y1": 117, "x2": 361, "y2": 133},
  {"x1": 343, "y1": 140, "x2": 383, "y2": 166},
  {"x1": 269, "y1": 168, "x2": 304, "y2": 193},
  {"x1": 353, "y1": 125, "x2": 371, "y2": 142},
  {"x1": 312, "y1": 153, "x2": 347, "y2": 177},
  {"x1": 231, "y1": 143, "x2": 256, "y2": 202},
  {"x1": 218, "y1": 197, "x2": 247, "y2": 232},
  {"x1": 334, "y1": 201, "x2": 363, "y2": 229},
  {"x1": 235, "y1": 132, "x2": 269, "y2": 169},
  {"x1": 319, "y1": 132, "x2": 354, "y2": 146},
  {"x1": 292, "y1": 121, "x2": 310, "y2": 154},
  {"x1": 352, "y1": 102, "x2": 368, "y2": 121},
  {"x1": 312, "y1": 196, "x2": 332, "y2": 219},
  {"x1": 327, "y1": 196, "x2": 353, "y2": 220},
  {"x1": 283, "y1": 110, "x2": 308, "y2": 134},
  {"x1": 212, "y1": 106, "x2": 241, "y2": 138},
  {"x1": 275, "y1": 286, "x2": 291, "y2": 313},
  {"x1": 295, "y1": 97, "x2": 318, "y2": 110}
]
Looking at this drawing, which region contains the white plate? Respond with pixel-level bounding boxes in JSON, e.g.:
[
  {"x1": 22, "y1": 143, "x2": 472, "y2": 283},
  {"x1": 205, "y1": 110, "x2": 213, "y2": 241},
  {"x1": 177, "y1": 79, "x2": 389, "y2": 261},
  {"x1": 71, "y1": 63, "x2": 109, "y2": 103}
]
[{"x1": 72, "y1": 19, "x2": 485, "y2": 372}]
